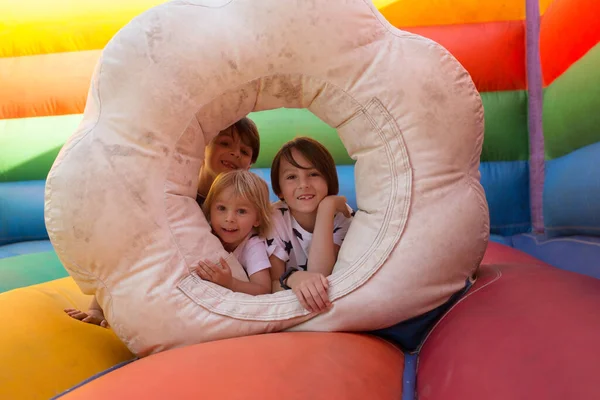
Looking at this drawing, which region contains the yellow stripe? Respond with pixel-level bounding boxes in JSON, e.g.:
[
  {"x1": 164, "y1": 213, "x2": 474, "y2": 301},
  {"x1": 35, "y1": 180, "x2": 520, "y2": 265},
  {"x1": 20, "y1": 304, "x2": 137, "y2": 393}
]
[
  {"x1": 0, "y1": 0, "x2": 167, "y2": 57},
  {"x1": 378, "y1": 0, "x2": 554, "y2": 27},
  {"x1": 372, "y1": 0, "x2": 399, "y2": 9},
  {"x1": 1, "y1": 0, "x2": 555, "y2": 57}
]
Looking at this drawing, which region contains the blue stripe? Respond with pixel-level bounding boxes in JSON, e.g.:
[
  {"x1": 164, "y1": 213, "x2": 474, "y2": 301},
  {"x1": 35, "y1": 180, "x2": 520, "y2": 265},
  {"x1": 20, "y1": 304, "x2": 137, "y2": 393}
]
[
  {"x1": 0, "y1": 180, "x2": 48, "y2": 246},
  {"x1": 544, "y1": 141, "x2": 600, "y2": 237},
  {"x1": 479, "y1": 161, "x2": 531, "y2": 235},
  {"x1": 402, "y1": 352, "x2": 418, "y2": 400},
  {"x1": 3, "y1": 164, "x2": 536, "y2": 249},
  {"x1": 51, "y1": 358, "x2": 137, "y2": 399}
]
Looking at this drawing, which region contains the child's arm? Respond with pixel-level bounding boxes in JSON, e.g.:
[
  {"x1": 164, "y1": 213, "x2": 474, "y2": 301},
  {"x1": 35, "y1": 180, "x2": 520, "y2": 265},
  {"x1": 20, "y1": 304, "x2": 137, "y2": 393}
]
[
  {"x1": 269, "y1": 255, "x2": 286, "y2": 292},
  {"x1": 64, "y1": 295, "x2": 108, "y2": 327},
  {"x1": 307, "y1": 195, "x2": 351, "y2": 276},
  {"x1": 197, "y1": 258, "x2": 271, "y2": 295}
]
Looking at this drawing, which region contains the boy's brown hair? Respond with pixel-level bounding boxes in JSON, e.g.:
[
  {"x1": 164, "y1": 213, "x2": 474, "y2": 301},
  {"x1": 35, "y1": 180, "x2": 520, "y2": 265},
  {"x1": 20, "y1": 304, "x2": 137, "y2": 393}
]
[
  {"x1": 203, "y1": 170, "x2": 272, "y2": 237},
  {"x1": 221, "y1": 117, "x2": 260, "y2": 163},
  {"x1": 270, "y1": 136, "x2": 339, "y2": 199}
]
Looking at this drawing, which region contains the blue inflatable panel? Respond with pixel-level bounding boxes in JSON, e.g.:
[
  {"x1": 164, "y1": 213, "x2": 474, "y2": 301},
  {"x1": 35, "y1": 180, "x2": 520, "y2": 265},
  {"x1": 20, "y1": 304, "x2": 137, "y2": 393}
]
[
  {"x1": 479, "y1": 161, "x2": 531, "y2": 236},
  {"x1": 512, "y1": 233, "x2": 600, "y2": 279},
  {"x1": 544, "y1": 142, "x2": 600, "y2": 238},
  {"x1": 0, "y1": 240, "x2": 54, "y2": 259},
  {"x1": 252, "y1": 165, "x2": 357, "y2": 211},
  {"x1": 0, "y1": 180, "x2": 48, "y2": 246}
]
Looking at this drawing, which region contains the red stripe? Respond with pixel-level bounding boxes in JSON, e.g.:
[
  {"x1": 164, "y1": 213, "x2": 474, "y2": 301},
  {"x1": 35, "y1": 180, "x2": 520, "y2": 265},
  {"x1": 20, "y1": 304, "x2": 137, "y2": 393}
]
[
  {"x1": 540, "y1": 0, "x2": 600, "y2": 86},
  {"x1": 403, "y1": 21, "x2": 526, "y2": 92}
]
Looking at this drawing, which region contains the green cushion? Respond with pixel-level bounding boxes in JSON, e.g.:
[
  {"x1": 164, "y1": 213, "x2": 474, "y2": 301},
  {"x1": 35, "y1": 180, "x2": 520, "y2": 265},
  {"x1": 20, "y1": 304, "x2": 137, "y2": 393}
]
[
  {"x1": 544, "y1": 43, "x2": 600, "y2": 160},
  {"x1": 0, "y1": 251, "x2": 68, "y2": 293}
]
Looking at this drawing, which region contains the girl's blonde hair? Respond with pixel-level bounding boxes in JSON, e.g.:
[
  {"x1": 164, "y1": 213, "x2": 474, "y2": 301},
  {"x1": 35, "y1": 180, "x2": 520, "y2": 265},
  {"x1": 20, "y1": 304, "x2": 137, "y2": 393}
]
[{"x1": 202, "y1": 170, "x2": 272, "y2": 237}]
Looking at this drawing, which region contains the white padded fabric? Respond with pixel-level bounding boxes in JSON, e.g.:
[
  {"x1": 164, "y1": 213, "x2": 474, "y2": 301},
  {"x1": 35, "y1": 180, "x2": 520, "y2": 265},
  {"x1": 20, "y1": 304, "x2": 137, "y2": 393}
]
[{"x1": 45, "y1": 0, "x2": 489, "y2": 356}]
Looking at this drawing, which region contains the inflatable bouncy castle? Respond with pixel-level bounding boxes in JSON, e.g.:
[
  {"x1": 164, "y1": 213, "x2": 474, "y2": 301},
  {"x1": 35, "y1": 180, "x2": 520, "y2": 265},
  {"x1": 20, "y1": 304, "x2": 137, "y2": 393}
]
[{"x1": 0, "y1": 0, "x2": 599, "y2": 399}]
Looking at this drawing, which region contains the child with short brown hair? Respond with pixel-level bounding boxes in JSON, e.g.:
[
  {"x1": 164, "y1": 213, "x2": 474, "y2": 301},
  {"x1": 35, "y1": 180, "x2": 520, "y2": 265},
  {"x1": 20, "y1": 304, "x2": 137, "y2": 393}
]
[{"x1": 267, "y1": 137, "x2": 353, "y2": 312}]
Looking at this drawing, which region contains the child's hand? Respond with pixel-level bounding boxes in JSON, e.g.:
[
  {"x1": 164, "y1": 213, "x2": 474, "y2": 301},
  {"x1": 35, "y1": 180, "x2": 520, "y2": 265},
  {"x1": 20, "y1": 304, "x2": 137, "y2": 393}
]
[
  {"x1": 64, "y1": 308, "x2": 108, "y2": 328},
  {"x1": 287, "y1": 271, "x2": 332, "y2": 313},
  {"x1": 197, "y1": 257, "x2": 233, "y2": 290},
  {"x1": 319, "y1": 195, "x2": 351, "y2": 218}
]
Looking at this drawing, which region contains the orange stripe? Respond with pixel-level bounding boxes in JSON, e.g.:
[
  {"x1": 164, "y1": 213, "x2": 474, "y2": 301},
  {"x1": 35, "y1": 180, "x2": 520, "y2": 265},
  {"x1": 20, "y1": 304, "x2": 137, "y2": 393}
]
[
  {"x1": 403, "y1": 21, "x2": 526, "y2": 92},
  {"x1": 378, "y1": 0, "x2": 553, "y2": 27},
  {"x1": 0, "y1": 50, "x2": 99, "y2": 119},
  {"x1": 540, "y1": 0, "x2": 600, "y2": 86}
]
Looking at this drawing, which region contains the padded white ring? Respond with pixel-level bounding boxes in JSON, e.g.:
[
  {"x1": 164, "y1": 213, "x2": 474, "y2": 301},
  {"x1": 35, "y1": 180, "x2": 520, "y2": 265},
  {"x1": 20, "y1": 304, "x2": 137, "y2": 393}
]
[{"x1": 45, "y1": 0, "x2": 489, "y2": 356}]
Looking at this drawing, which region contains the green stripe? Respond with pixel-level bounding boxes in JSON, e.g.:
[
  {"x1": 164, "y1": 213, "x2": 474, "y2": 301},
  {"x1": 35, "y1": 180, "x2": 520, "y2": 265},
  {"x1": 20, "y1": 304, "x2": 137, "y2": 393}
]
[
  {"x1": 0, "y1": 110, "x2": 352, "y2": 182},
  {"x1": 0, "y1": 114, "x2": 80, "y2": 182},
  {"x1": 0, "y1": 251, "x2": 68, "y2": 293},
  {"x1": 480, "y1": 90, "x2": 529, "y2": 162},
  {"x1": 0, "y1": 90, "x2": 529, "y2": 182},
  {"x1": 543, "y1": 43, "x2": 600, "y2": 160},
  {"x1": 249, "y1": 108, "x2": 353, "y2": 168}
]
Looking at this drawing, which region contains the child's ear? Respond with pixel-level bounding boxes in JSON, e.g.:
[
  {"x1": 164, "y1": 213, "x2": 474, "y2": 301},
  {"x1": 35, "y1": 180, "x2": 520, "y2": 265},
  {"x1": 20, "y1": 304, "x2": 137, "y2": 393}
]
[{"x1": 253, "y1": 218, "x2": 260, "y2": 228}]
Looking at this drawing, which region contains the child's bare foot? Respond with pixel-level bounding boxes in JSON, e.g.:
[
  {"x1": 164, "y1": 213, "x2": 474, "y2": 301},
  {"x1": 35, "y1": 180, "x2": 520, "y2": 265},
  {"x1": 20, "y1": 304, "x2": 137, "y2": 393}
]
[{"x1": 64, "y1": 308, "x2": 108, "y2": 327}]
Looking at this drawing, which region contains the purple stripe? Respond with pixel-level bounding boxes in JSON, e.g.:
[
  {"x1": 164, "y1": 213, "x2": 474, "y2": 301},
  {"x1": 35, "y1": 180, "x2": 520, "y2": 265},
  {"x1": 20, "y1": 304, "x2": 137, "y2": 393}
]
[{"x1": 526, "y1": 0, "x2": 545, "y2": 233}]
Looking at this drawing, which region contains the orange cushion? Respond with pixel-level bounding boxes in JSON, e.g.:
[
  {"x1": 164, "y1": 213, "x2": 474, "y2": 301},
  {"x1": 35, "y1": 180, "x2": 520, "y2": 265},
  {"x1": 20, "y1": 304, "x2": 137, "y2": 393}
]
[{"x1": 60, "y1": 332, "x2": 404, "y2": 399}]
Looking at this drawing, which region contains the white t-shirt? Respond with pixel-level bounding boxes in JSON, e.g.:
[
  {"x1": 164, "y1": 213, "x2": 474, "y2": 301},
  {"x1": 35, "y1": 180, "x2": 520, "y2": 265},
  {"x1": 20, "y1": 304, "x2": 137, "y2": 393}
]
[
  {"x1": 267, "y1": 200, "x2": 353, "y2": 272},
  {"x1": 232, "y1": 233, "x2": 271, "y2": 277}
]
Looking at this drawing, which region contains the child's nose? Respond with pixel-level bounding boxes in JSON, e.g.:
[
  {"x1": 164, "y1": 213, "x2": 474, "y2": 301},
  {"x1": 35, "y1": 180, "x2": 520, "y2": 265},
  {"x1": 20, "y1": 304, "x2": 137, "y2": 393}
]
[
  {"x1": 229, "y1": 145, "x2": 241, "y2": 158},
  {"x1": 298, "y1": 176, "x2": 309, "y2": 187}
]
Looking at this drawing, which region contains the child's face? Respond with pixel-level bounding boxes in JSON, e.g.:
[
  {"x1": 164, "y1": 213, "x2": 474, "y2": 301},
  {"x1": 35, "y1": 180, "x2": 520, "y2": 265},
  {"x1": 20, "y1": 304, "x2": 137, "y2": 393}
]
[
  {"x1": 204, "y1": 128, "x2": 253, "y2": 179},
  {"x1": 209, "y1": 187, "x2": 260, "y2": 251},
  {"x1": 278, "y1": 148, "x2": 329, "y2": 216}
]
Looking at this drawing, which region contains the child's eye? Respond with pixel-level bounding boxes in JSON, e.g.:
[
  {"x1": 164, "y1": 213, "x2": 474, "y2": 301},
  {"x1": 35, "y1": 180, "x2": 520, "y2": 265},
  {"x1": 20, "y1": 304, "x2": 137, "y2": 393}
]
[
  {"x1": 285, "y1": 174, "x2": 296, "y2": 180},
  {"x1": 237, "y1": 209, "x2": 247, "y2": 215},
  {"x1": 216, "y1": 205, "x2": 226, "y2": 211},
  {"x1": 218, "y1": 140, "x2": 231, "y2": 147},
  {"x1": 241, "y1": 148, "x2": 250, "y2": 156},
  {"x1": 309, "y1": 172, "x2": 321, "y2": 177}
]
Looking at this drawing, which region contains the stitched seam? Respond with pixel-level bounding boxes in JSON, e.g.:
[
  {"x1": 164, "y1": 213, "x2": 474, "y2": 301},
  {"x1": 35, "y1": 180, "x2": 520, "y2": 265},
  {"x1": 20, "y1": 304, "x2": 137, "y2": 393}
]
[
  {"x1": 177, "y1": 275, "x2": 310, "y2": 319},
  {"x1": 330, "y1": 98, "x2": 410, "y2": 298}
]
